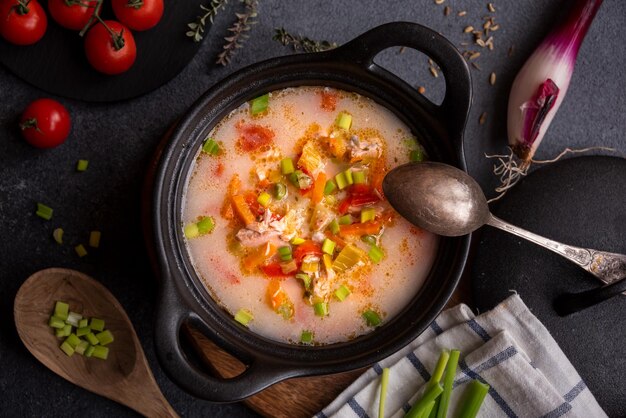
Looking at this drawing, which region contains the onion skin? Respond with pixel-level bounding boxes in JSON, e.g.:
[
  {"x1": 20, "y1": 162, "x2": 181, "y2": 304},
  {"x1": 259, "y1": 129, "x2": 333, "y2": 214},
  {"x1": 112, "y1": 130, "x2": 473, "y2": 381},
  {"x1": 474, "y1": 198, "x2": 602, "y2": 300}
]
[{"x1": 507, "y1": 0, "x2": 603, "y2": 167}]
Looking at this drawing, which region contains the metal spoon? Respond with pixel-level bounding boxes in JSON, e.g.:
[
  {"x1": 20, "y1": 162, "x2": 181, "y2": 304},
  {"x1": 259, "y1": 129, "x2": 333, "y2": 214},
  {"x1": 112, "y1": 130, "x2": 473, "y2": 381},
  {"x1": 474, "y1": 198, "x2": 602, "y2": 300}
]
[{"x1": 383, "y1": 162, "x2": 626, "y2": 312}]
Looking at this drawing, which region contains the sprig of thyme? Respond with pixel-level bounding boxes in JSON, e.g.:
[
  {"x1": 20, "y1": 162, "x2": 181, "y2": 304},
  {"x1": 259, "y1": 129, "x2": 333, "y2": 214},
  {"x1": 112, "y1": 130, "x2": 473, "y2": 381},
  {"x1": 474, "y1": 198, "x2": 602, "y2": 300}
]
[
  {"x1": 186, "y1": 0, "x2": 229, "y2": 42},
  {"x1": 273, "y1": 28, "x2": 337, "y2": 53},
  {"x1": 216, "y1": 0, "x2": 258, "y2": 66}
]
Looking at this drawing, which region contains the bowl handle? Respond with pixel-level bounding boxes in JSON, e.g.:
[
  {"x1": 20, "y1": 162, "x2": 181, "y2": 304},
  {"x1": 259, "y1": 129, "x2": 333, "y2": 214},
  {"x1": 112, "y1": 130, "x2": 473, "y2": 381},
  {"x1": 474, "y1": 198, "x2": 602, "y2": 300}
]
[
  {"x1": 334, "y1": 22, "x2": 472, "y2": 157},
  {"x1": 154, "y1": 269, "x2": 293, "y2": 402}
]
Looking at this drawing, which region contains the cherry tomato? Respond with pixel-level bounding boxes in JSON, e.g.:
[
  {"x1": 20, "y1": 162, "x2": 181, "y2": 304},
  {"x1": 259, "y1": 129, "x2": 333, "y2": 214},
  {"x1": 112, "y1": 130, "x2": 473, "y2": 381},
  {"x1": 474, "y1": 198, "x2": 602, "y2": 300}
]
[
  {"x1": 0, "y1": 0, "x2": 47, "y2": 45},
  {"x1": 48, "y1": 0, "x2": 96, "y2": 31},
  {"x1": 84, "y1": 20, "x2": 136, "y2": 75},
  {"x1": 111, "y1": 0, "x2": 163, "y2": 31},
  {"x1": 20, "y1": 98, "x2": 71, "y2": 148}
]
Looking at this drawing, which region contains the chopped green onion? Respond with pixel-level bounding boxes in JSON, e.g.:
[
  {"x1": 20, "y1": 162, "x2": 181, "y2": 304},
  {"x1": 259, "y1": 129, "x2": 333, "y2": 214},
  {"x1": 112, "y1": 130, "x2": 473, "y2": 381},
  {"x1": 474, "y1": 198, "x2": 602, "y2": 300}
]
[
  {"x1": 313, "y1": 302, "x2": 328, "y2": 317},
  {"x1": 197, "y1": 216, "x2": 215, "y2": 235},
  {"x1": 76, "y1": 159, "x2": 89, "y2": 172},
  {"x1": 250, "y1": 93, "x2": 269, "y2": 115},
  {"x1": 89, "y1": 318, "x2": 105, "y2": 332},
  {"x1": 379, "y1": 368, "x2": 390, "y2": 418},
  {"x1": 257, "y1": 192, "x2": 272, "y2": 207},
  {"x1": 290, "y1": 236, "x2": 305, "y2": 245},
  {"x1": 437, "y1": 349, "x2": 460, "y2": 418},
  {"x1": 295, "y1": 273, "x2": 311, "y2": 289},
  {"x1": 78, "y1": 318, "x2": 88, "y2": 328},
  {"x1": 338, "y1": 215, "x2": 352, "y2": 225},
  {"x1": 362, "y1": 309, "x2": 381, "y2": 327},
  {"x1": 184, "y1": 223, "x2": 199, "y2": 238},
  {"x1": 429, "y1": 351, "x2": 450, "y2": 388},
  {"x1": 361, "y1": 207, "x2": 376, "y2": 223},
  {"x1": 85, "y1": 332, "x2": 99, "y2": 346},
  {"x1": 334, "y1": 285, "x2": 351, "y2": 301},
  {"x1": 361, "y1": 235, "x2": 377, "y2": 246},
  {"x1": 76, "y1": 326, "x2": 90, "y2": 337},
  {"x1": 66, "y1": 311, "x2": 83, "y2": 327},
  {"x1": 60, "y1": 324, "x2": 72, "y2": 337},
  {"x1": 278, "y1": 245, "x2": 292, "y2": 261},
  {"x1": 89, "y1": 230, "x2": 101, "y2": 248},
  {"x1": 457, "y1": 380, "x2": 490, "y2": 418},
  {"x1": 329, "y1": 219, "x2": 340, "y2": 234},
  {"x1": 322, "y1": 238, "x2": 336, "y2": 255},
  {"x1": 75, "y1": 244, "x2": 87, "y2": 257},
  {"x1": 54, "y1": 301, "x2": 69, "y2": 320},
  {"x1": 404, "y1": 383, "x2": 444, "y2": 418},
  {"x1": 55, "y1": 327, "x2": 68, "y2": 338},
  {"x1": 353, "y1": 170, "x2": 366, "y2": 184},
  {"x1": 65, "y1": 333, "x2": 81, "y2": 349},
  {"x1": 96, "y1": 330, "x2": 114, "y2": 346},
  {"x1": 48, "y1": 315, "x2": 65, "y2": 329},
  {"x1": 334, "y1": 171, "x2": 349, "y2": 190},
  {"x1": 300, "y1": 330, "x2": 313, "y2": 344},
  {"x1": 336, "y1": 112, "x2": 352, "y2": 130},
  {"x1": 60, "y1": 341, "x2": 75, "y2": 357},
  {"x1": 410, "y1": 148, "x2": 425, "y2": 162},
  {"x1": 343, "y1": 168, "x2": 354, "y2": 185},
  {"x1": 280, "y1": 158, "x2": 295, "y2": 175},
  {"x1": 234, "y1": 308, "x2": 253, "y2": 326},
  {"x1": 422, "y1": 401, "x2": 437, "y2": 418},
  {"x1": 202, "y1": 138, "x2": 220, "y2": 155},
  {"x1": 274, "y1": 182, "x2": 287, "y2": 200},
  {"x1": 91, "y1": 345, "x2": 109, "y2": 360},
  {"x1": 290, "y1": 170, "x2": 313, "y2": 189},
  {"x1": 52, "y1": 228, "x2": 64, "y2": 244},
  {"x1": 324, "y1": 179, "x2": 337, "y2": 195},
  {"x1": 36, "y1": 203, "x2": 53, "y2": 220},
  {"x1": 84, "y1": 345, "x2": 95, "y2": 358},
  {"x1": 368, "y1": 245, "x2": 384, "y2": 263},
  {"x1": 75, "y1": 340, "x2": 89, "y2": 355}
]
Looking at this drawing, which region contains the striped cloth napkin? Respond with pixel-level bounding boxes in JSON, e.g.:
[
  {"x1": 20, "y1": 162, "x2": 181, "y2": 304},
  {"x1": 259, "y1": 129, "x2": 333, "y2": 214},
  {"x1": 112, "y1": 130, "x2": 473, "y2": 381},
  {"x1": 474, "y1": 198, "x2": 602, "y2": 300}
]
[{"x1": 316, "y1": 294, "x2": 606, "y2": 418}]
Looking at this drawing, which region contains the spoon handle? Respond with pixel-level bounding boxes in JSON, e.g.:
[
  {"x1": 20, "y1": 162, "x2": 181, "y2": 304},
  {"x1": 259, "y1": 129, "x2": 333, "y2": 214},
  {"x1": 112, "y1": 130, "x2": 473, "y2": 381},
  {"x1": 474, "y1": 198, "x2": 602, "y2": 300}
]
[{"x1": 486, "y1": 213, "x2": 626, "y2": 285}]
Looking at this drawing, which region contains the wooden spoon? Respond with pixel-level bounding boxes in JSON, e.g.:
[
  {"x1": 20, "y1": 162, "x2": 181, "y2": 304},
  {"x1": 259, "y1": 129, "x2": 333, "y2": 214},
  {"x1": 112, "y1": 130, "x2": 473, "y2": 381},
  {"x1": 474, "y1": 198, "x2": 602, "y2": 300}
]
[{"x1": 14, "y1": 268, "x2": 178, "y2": 417}]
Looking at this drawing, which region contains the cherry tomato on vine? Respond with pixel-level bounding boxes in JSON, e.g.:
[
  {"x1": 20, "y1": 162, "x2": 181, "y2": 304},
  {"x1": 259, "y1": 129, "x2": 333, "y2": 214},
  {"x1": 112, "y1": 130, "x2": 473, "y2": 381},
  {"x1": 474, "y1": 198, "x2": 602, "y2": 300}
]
[
  {"x1": 48, "y1": 0, "x2": 96, "y2": 31},
  {"x1": 111, "y1": 0, "x2": 163, "y2": 31},
  {"x1": 0, "y1": 0, "x2": 47, "y2": 45},
  {"x1": 20, "y1": 99, "x2": 71, "y2": 148},
  {"x1": 84, "y1": 20, "x2": 136, "y2": 75}
]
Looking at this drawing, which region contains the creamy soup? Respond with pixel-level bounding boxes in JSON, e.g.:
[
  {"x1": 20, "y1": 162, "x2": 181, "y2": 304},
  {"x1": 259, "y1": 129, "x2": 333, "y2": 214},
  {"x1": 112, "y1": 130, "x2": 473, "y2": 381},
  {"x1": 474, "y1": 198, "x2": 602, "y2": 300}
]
[{"x1": 182, "y1": 86, "x2": 438, "y2": 344}]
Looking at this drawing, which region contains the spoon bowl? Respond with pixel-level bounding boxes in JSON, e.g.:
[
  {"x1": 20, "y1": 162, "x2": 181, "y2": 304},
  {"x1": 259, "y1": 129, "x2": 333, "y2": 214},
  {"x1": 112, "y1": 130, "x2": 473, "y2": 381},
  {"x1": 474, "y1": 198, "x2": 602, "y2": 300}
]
[
  {"x1": 14, "y1": 268, "x2": 177, "y2": 417},
  {"x1": 383, "y1": 162, "x2": 490, "y2": 236}
]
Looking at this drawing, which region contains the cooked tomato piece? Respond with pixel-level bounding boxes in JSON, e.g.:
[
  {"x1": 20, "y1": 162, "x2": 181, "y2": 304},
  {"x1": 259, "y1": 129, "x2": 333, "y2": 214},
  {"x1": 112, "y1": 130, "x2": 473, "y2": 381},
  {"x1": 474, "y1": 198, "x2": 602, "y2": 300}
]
[
  {"x1": 237, "y1": 123, "x2": 275, "y2": 152},
  {"x1": 320, "y1": 90, "x2": 338, "y2": 111},
  {"x1": 260, "y1": 263, "x2": 292, "y2": 278},
  {"x1": 293, "y1": 241, "x2": 323, "y2": 263}
]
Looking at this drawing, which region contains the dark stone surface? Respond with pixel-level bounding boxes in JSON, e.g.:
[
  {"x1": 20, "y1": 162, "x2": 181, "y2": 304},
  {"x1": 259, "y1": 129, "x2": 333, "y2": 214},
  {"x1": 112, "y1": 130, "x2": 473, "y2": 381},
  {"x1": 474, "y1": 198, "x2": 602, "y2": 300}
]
[
  {"x1": 472, "y1": 156, "x2": 626, "y2": 417},
  {"x1": 0, "y1": 0, "x2": 624, "y2": 416}
]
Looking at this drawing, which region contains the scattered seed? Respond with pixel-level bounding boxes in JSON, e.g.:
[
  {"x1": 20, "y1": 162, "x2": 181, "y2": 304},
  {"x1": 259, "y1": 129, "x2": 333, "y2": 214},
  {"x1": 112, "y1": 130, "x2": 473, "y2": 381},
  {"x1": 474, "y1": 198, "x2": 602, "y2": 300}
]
[
  {"x1": 444, "y1": 6, "x2": 451, "y2": 16},
  {"x1": 476, "y1": 38, "x2": 486, "y2": 47},
  {"x1": 435, "y1": 0, "x2": 444, "y2": 4},
  {"x1": 487, "y1": 2, "x2": 496, "y2": 12},
  {"x1": 429, "y1": 67, "x2": 439, "y2": 78},
  {"x1": 460, "y1": 42, "x2": 469, "y2": 46},
  {"x1": 464, "y1": 26, "x2": 474, "y2": 33},
  {"x1": 469, "y1": 52, "x2": 481, "y2": 60},
  {"x1": 428, "y1": 58, "x2": 435, "y2": 66},
  {"x1": 508, "y1": 45, "x2": 515, "y2": 57},
  {"x1": 491, "y1": 24, "x2": 500, "y2": 31},
  {"x1": 471, "y1": 62, "x2": 481, "y2": 70},
  {"x1": 479, "y1": 112, "x2": 487, "y2": 125},
  {"x1": 458, "y1": 10, "x2": 467, "y2": 16},
  {"x1": 483, "y1": 21, "x2": 492, "y2": 30},
  {"x1": 490, "y1": 72, "x2": 496, "y2": 85},
  {"x1": 399, "y1": 46, "x2": 406, "y2": 54},
  {"x1": 417, "y1": 86, "x2": 426, "y2": 94}
]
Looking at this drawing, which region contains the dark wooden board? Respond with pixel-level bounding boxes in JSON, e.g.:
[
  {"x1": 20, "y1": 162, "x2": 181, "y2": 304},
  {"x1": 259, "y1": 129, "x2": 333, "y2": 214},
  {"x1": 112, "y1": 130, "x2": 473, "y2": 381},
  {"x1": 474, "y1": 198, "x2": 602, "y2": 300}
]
[
  {"x1": 0, "y1": 0, "x2": 205, "y2": 102},
  {"x1": 472, "y1": 156, "x2": 626, "y2": 417}
]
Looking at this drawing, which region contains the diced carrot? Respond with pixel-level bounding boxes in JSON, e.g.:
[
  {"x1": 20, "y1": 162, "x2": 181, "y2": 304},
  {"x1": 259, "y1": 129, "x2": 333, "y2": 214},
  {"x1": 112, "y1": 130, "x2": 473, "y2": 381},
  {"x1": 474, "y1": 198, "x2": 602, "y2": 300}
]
[
  {"x1": 242, "y1": 243, "x2": 276, "y2": 272},
  {"x1": 339, "y1": 221, "x2": 382, "y2": 237},
  {"x1": 232, "y1": 194, "x2": 256, "y2": 225},
  {"x1": 324, "y1": 231, "x2": 348, "y2": 249},
  {"x1": 310, "y1": 172, "x2": 326, "y2": 205},
  {"x1": 370, "y1": 159, "x2": 387, "y2": 197},
  {"x1": 266, "y1": 279, "x2": 294, "y2": 319}
]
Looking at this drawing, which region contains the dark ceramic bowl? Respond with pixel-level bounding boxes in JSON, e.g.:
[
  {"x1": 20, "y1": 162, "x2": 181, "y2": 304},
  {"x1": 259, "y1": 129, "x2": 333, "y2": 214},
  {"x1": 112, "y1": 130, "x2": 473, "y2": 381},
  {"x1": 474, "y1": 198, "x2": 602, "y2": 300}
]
[{"x1": 151, "y1": 22, "x2": 472, "y2": 402}]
